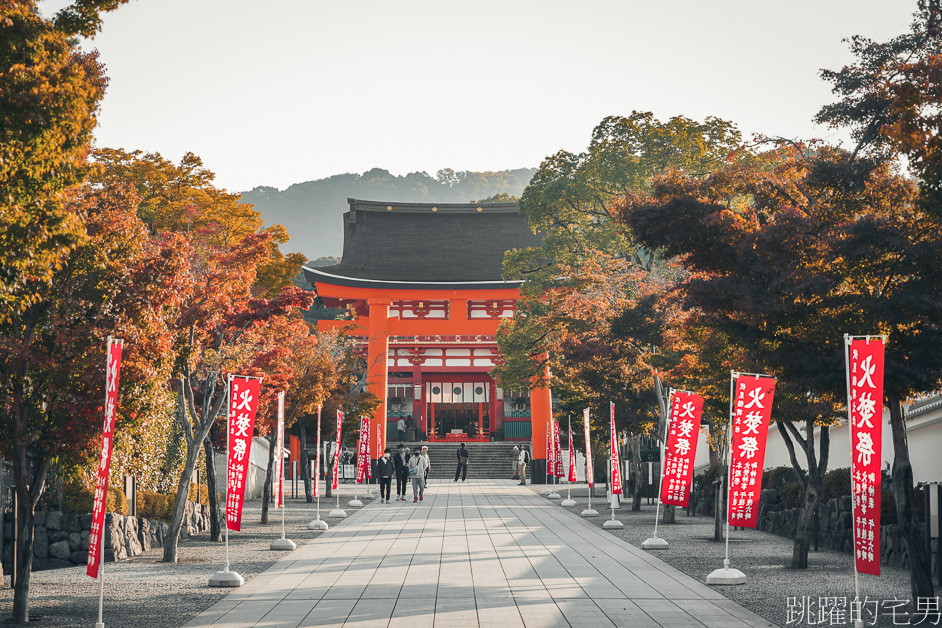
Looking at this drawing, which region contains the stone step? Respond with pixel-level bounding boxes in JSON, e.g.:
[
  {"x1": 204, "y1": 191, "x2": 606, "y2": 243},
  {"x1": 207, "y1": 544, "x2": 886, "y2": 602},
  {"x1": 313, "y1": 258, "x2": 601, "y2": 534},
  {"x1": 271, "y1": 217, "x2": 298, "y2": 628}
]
[{"x1": 392, "y1": 442, "x2": 532, "y2": 479}]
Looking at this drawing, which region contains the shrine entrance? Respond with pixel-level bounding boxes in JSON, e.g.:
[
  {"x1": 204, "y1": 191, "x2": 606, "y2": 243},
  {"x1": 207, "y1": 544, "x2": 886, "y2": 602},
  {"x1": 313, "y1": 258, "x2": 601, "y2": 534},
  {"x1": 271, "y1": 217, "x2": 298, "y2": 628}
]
[
  {"x1": 429, "y1": 402, "x2": 491, "y2": 441},
  {"x1": 305, "y1": 199, "x2": 553, "y2": 463}
]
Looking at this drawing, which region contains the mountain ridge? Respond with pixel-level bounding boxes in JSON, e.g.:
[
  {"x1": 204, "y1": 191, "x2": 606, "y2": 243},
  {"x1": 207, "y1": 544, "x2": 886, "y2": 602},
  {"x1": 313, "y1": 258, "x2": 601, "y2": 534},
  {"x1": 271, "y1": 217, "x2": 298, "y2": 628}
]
[{"x1": 241, "y1": 167, "x2": 536, "y2": 259}]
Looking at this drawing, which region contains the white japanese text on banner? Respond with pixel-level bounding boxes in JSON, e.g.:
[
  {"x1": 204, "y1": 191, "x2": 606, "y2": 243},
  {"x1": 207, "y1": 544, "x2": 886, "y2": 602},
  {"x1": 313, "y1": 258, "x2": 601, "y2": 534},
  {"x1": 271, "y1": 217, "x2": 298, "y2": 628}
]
[{"x1": 87, "y1": 338, "x2": 123, "y2": 579}]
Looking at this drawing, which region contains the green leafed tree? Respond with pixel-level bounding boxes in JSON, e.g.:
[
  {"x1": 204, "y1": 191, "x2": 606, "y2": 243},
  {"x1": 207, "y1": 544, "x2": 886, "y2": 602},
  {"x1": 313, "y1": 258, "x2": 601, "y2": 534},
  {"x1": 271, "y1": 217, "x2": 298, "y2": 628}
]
[{"x1": 497, "y1": 112, "x2": 742, "y2": 506}]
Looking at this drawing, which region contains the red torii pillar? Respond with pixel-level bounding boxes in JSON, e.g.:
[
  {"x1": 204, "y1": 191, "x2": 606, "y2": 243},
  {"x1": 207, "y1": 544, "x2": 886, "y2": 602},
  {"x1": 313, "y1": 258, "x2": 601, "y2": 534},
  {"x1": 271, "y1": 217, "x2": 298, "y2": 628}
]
[
  {"x1": 366, "y1": 298, "x2": 390, "y2": 460},
  {"x1": 529, "y1": 356, "x2": 553, "y2": 483}
]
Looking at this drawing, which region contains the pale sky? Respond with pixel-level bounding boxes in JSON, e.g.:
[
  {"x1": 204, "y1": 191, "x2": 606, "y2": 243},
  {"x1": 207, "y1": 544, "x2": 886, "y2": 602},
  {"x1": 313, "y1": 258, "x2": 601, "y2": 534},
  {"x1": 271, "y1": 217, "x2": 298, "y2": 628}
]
[{"x1": 41, "y1": 0, "x2": 917, "y2": 193}]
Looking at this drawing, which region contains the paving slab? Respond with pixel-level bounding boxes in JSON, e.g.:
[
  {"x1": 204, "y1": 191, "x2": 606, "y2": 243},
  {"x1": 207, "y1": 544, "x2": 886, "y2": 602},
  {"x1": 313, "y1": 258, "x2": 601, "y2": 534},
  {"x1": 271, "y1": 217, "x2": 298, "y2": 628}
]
[{"x1": 187, "y1": 480, "x2": 776, "y2": 627}]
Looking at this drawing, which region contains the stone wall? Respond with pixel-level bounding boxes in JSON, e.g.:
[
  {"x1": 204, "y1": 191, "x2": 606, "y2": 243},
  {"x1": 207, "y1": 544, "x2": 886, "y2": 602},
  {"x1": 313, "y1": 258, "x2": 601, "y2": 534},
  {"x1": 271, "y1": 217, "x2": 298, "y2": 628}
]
[
  {"x1": 2, "y1": 501, "x2": 217, "y2": 573},
  {"x1": 757, "y1": 488, "x2": 926, "y2": 569}
]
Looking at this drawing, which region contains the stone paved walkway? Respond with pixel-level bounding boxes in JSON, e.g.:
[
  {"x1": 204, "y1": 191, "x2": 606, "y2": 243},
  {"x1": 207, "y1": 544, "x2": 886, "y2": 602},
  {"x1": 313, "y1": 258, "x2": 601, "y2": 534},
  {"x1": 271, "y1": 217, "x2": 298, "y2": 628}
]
[{"x1": 185, "y1": 481, "x2": 775, "y2": 627}]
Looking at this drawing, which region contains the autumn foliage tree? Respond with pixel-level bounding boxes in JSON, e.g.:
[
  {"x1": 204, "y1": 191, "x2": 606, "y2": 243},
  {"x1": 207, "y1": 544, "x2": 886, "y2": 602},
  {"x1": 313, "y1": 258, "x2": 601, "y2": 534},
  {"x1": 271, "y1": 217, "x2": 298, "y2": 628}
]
[
  {"x1": 622, "y1": 142, "x2": 942, "y2": 590},
  {"x1": 0, "y1": 180, "x2": 185, "y2": 621},
  {"x1": 498, "y1": 112, "x2": 742, "y2": 496},
  {"x1": 0, "y1": 2, "x2": 113, "y2": 323}
]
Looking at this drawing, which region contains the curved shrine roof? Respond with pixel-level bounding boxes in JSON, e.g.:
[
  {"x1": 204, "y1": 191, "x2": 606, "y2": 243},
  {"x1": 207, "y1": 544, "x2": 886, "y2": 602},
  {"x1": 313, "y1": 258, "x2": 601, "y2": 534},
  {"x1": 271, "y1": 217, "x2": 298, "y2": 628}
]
[{"x1": 303, "y1": 198, "x2": 543, "y2": 290}]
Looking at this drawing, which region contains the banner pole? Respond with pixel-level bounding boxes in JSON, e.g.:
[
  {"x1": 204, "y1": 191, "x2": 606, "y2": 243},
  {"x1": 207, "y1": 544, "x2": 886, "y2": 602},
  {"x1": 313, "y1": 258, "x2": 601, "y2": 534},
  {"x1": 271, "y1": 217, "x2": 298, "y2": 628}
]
[
  {"x1": 580, "y1": 407, "x2": 598, "y2": 517},
  {"x1": 724, "y1": 372, "x2": 735, "y2": 566},
  {"x1": 603, "y1": 402, "x2": 624, "y2": 529},
  {"x1": 540, "y1": 422, "x2": 551, "y2": 495},
  {"x1": 96, "y1": 506, "x2": 105, "y2": 628},
  {"x1": 844, "y1": 334, "x2": 863, "y2": 628},
  {"x1": 548, "y1": 421, "x2": 561, "y2": 499},
  {"x1": 567, "y1": 415, "x2": 572, "y2": 502},
  {"x1": 653, "y1": 389, "x2": 673, "y2": 540},
  {"x1": 94, "y1": 336, "x2": 113, "y2": 628},
  {"x1": 309, "y1": 404, "x2": 329, "y2": 530},
  {"x1": 225, "y1": 374, "x2": 231, "y2": 571},
  {"x1": 706, "y1": 372, "x2": 745, "y2": 584},
  {"x1": 210, "y1": 374, "x2": 244, "y2": 586}
]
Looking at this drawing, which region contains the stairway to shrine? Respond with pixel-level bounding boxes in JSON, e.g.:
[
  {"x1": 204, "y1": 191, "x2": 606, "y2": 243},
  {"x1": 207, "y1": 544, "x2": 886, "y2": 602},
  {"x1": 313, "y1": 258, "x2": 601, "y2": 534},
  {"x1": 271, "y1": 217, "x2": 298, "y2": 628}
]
[{"x1": 397, "y1": 441, "x2": 529, "y2": 480}]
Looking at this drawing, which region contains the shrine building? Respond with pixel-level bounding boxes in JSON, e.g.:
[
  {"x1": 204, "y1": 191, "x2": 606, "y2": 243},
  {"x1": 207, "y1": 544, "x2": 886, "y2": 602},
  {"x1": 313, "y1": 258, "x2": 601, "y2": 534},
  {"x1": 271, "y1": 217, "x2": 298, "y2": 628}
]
[{"x1": 303, "y1": 198, "x2": 551, "y2": 465}]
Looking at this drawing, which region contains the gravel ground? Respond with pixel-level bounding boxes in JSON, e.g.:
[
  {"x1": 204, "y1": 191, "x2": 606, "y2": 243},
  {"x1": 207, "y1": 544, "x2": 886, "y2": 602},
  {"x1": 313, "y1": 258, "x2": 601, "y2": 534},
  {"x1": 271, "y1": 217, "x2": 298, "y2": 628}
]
[
  {"x1": 0, "y1": 486, "x2": 377, "y2": 627},
  {"x1": 533, "y1": 484, "x2": 929, "y2": 628}
]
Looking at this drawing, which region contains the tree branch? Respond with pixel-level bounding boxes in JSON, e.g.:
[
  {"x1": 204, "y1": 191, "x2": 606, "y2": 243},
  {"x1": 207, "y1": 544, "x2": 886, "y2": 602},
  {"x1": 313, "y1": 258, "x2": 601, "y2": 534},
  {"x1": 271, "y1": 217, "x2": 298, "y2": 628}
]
[{"x1": 779, "y1": 421, "x2": 808, "y2": 489}]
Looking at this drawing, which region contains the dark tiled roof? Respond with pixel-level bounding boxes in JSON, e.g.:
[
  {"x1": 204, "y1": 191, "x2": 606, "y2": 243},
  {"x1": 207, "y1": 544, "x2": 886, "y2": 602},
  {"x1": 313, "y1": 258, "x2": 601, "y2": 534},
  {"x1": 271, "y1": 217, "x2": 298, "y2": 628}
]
[{"x1": 303, "y1": 198, "x2": 543, "y2": 287}]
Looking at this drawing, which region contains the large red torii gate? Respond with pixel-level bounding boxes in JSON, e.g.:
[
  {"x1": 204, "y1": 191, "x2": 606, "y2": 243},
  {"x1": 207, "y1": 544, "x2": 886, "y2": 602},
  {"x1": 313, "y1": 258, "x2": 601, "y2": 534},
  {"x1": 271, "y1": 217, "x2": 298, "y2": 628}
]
[{"x1": 303, "y1": 198, "x2": 552, "y2": 470}]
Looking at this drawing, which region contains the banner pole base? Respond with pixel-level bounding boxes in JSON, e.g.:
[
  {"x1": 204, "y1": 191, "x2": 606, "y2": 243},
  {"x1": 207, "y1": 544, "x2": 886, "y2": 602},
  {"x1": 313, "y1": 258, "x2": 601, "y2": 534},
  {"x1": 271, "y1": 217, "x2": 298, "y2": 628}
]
[
  {"x1": 270, "y1": 538, "x2": 296, "y2": 551},
  {"x1": 348, "y1": 495, "x2": 363, "y2": 508},
  {"x1": 580, "y1": 508, "x2": 599, "y2": 517},
  {"x1": 95, "y1": 623, "x2": 104, "y2": 628},
  {"x1": 547, "y1": 491, "x2": 561, "y2": 499},
  {"x1": 539, "y1": 487, "x2": 551, "y2": 495},
  {"x1": 642, "y1": 536, "x2": 670, "y2": 550},
  {"x1": 602, "y1": 508, "x2": 623, "y2": 529},
  {"x1": 308, "y1": 518, "x2": 329, "y2": 530},
  {"x1": 209, "y1": 569, "x2": 245, "y2": 587},
  {"x1": 705, "y1": 559, "x2": 746, "y2": 585},
  {"x1": 560, "y1": 498, "x2": 576, "y2": 507},
  {"x1": 328, "y1": 508, "x2": 347, "y2": 518}
]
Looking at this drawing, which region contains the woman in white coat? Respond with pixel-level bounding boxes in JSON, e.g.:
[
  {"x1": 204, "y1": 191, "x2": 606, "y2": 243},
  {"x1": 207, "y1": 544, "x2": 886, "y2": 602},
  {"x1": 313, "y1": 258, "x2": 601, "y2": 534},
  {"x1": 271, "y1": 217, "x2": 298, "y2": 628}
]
[{"x1": 408, "y1": 447, "x2": 428, "y2": 502}]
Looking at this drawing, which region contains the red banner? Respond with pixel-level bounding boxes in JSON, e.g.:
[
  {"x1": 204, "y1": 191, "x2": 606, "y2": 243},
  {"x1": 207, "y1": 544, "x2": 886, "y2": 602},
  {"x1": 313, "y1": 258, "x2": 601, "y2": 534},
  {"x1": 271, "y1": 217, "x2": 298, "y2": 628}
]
[
  {"x1": 583, "y1": 408, "x2": 594, "y2": 488},
  {"x1": 553, "y1": 420, "x2": 563, "y2": 477},
  {"x1": 661, "y1": 390, "x2": 703, "y2": 507},
  {"x1": 374, "y1": 427, "x2": 381, "y2": 477},
  {"x1": 356, "y1": 417, "x2": 370, "y2": 483},
  {"x1": 610, "y1": 401, "x2": 622, "y2": 495},
  {"x1": 728, "y1": 374, "x2": 776, "y2": 528},
  {"x1": 313, "y1": 405, "x2": 322, "y2": 498},
  {"x1": 848, "y1": 337, "x2": 885, "y2": 576},
  {"x1": 332, "y1": 410, "x2": 343, "y2": 490},
  {"x1": 546, "y1": 422, "x2": 552, "y2": 470},
  {"x1": 225, "y1": 375, "x2": 261, "y2": 532},
  {"x1": 568, "y1": 418, "x2": 577, "y2": 483},
  {"x1": 87, "y1": 337, "x2": 123, "y2": 579},
  {"x1": 274, "y1": 391, "x2": 285, "y2": 509}
]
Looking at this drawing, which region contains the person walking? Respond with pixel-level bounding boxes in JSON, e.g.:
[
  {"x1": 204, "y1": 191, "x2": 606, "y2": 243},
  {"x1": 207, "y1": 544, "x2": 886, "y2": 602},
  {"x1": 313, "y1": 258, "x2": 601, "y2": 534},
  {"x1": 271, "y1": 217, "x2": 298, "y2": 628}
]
[
  {"x1": 393, "y1": 443, "x2": 410, "y2": 501},
  {"x1": 454, "y1": 442, "x2": 469, "y2": 482},
  {"x1": 376, "y1": 448, "x2": 395, "y2": 503},
  {"x1": 421, "y1": 445, "x2": 431, "y2": 487},
  {"x1": 397, "y1": 417, "x2": 406, "y2": 442},
  {"x1": 409, "y1": 447, "x2": 428, "y2": 502},
  {"x1": 518, "y1": 446, "x2": 530, "y2": 485},
  {"x1": 511, "y1": 445, "x2": 520, "y2": 480}
]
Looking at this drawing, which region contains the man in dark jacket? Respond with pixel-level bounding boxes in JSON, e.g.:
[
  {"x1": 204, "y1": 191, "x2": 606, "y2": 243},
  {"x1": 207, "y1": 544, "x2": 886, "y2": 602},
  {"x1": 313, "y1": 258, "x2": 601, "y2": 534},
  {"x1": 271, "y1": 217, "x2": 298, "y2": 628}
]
[
  {"x1": 376, "y1": 448, "x2": 396, "y2": 503},
  {"x1": 393, "y1": 444, "x2": 411, "y2": 501},
  {"x1": 454, "y1": 442, "x2": 469, "y2": 482}
]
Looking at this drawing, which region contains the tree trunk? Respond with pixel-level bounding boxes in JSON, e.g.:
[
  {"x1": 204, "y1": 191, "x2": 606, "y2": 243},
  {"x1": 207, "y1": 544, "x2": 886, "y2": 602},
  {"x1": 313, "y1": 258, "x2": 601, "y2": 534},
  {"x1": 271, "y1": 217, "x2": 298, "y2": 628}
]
[
  {"x1": 299, "y1": 423, "x2": 313, "y2": 503},
  {"x1": 12, "y1": 505, "x2": 35, "y2": 623},
  {"x1": 261, "y1": 435, "x2": 275, "y2": 524},
  {"x1": 662, "y1": 504, "x2": 676, "y2": 524},
  {"x1": 629, "y1": 435, "x2": 643, "y2": 511},
  {"x1": 203, "y1": 437, "x2": 221, "y2": 542},
  {"x1": 792, "y1": 477, "x2": 819, "y2": 569},
  {"x1": 779, "y1": 419, "x2": 829, "y2": 570},
  {"x1": 326, "y1": 454, "x2": 333, "y2": 499},
  {"x1": 713, "y1": 472, "x2": 724, "y2": 542},
  {"x1": 888, "y1": 395, "x2": 935, "y2": 600},
  {"x1": 163, "y1": 435, "x2": 204, "y2": 563},
  {"x1": 10, "y1": 400, "x2": 52, "y2": 623},
  {"x1": 164, "y1": 374, "x2": 227, "y2": 562}
]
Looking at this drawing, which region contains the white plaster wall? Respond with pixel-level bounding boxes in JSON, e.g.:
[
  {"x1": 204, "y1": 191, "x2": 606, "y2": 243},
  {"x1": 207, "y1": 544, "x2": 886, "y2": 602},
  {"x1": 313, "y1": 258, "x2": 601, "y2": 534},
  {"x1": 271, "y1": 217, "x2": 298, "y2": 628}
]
[
  {"x1": 761, "y1": 402, "x2": 942, "y2": 483},
  {"x1": 215, "y1": 437, "x2": 270, "y2": 500}
]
